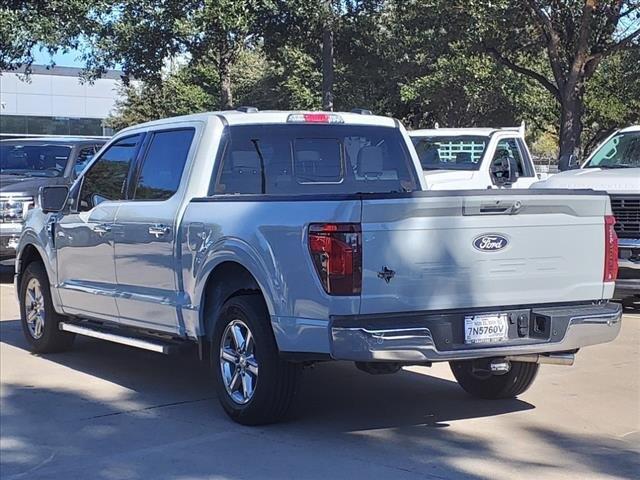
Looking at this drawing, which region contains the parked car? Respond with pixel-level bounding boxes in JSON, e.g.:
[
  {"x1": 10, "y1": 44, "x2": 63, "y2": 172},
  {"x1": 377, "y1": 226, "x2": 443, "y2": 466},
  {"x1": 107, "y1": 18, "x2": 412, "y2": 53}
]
[
  {"x1": 15, "y1": 110, "x2": 622, "y2": 425},
  {"x1": 533, "y1": 125, "x2": 639, "y2": 302},
  {"x1": 0, "y1": 137, "x2": 107, "y2": 259},
  {"x1": 410, "y1": 125, "x2": 544, "y2": 189}
]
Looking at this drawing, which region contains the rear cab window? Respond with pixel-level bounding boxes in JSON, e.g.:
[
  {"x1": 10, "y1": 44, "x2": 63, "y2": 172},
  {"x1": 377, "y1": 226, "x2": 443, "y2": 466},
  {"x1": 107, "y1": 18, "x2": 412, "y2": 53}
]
[
  {"x1": 412, "y1": 136, "x2": 488, "y2": 171},
  {"x1": 212, "y1": 124, "x2": 418, "y2": 195}
]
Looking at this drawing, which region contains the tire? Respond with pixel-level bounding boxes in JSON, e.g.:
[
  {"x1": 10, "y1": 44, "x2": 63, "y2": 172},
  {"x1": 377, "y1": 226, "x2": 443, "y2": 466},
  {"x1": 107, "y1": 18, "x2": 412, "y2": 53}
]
[
  {"x1": 211, "y1": 295, "x2": 301, "y2": 425},
  {"x1": 450, "y1": 359, "x2": 539, "y2": 399},
  {"x1": 19, "y1": 261, "x2": 75, "y2": 353}
]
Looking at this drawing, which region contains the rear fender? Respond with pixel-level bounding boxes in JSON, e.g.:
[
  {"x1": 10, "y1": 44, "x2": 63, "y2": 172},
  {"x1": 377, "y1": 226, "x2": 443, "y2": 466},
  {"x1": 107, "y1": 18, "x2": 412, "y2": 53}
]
[{"x1": 190, "y1": 237, "x2": 280, "y2": 337}]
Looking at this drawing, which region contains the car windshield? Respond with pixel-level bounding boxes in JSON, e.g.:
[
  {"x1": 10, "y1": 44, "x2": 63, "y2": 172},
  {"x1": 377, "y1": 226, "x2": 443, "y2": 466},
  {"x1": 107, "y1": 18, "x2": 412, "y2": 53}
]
[
  {"x1": 584, "y1": 131, "x2": 640, "y2": 169},
  {"x1": 0, "y1": 144, "x2": 72, "y2": 177},
  {"x1": 412, "y1": 135, "x2": 488, "y2": 171}
]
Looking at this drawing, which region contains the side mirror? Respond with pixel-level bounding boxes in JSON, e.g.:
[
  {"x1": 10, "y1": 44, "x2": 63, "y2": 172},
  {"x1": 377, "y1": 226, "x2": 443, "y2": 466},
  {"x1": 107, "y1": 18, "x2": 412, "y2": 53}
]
[
  {"x1": 491, "y1": 156, "x2": 518, "y2": 186},
  {"x1": 558, "y1": 154, "x2": 579, "y2": 172},
  {"x1": 40, "y1": 185, "x2": 69, "y2": 213}
]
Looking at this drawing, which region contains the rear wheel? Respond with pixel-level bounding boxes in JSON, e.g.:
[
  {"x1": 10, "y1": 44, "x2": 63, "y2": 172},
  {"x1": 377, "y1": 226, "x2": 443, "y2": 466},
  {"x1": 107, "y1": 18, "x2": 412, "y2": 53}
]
[
  {"x1": 211, "y1": 295, "x2": 301, "y2": 425},
  {"x1": 19, "y1": 262, "x2": 75, "y2": 353},
  {"x1": 450, "y1": 359, "x2": 539, "y2": 399}
]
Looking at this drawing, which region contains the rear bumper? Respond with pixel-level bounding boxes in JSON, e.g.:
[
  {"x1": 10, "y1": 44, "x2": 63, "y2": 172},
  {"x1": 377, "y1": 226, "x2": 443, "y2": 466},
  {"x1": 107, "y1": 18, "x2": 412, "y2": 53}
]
[{"x1": 330, "y1": 302, "x2": 622, "y2": 363}]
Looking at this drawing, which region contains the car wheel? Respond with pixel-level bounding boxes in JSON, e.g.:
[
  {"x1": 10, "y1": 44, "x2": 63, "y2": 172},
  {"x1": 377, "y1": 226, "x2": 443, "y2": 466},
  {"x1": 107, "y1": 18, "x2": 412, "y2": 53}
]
[
  {"x1": 450, "y1": 359, "x2": 539, "y2": 399},
  {"x1": 19, "y1": 262, "x2": 75, "y2": 353},
  {"x1": 211, "y1": 294, "x2": 301, "y2": 425}
]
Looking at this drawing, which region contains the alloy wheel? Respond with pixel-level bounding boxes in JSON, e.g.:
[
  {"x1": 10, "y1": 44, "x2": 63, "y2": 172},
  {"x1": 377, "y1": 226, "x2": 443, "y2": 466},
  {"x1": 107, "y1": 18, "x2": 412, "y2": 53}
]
[
  {"x1": 219, "y1": 319, "x2": 259, "y2": 404},
  {"x1": 25, "y1": 278, "x2": 45, "y2": 339}
]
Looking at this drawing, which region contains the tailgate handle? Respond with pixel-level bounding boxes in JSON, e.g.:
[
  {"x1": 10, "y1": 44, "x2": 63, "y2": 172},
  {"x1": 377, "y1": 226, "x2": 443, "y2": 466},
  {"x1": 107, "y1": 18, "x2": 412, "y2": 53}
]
[
  {"x1": 465, "y1": 200, "x2": 523, "y2": 216},
  {"x1": 480, "y1": 205, "x2": 510, "y2": 213}
]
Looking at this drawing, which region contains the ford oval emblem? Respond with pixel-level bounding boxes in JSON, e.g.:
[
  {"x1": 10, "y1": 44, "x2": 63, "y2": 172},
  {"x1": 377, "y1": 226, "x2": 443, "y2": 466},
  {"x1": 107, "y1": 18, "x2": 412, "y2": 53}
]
[{"x1": 473, "y1": 234, "x2": 509, "y2": 252}]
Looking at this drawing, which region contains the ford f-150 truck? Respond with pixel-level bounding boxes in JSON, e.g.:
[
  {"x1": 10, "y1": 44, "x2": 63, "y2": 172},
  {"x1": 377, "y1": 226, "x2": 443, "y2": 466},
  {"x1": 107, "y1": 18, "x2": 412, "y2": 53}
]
[
  {"x1": 1, "y1": 137, "x2": 106, "y2": 259},
  {"x1": 533, "y1": 125, "x2": 639, "y2": 302},
  {"x1": 15, "y1": 110, "x2": 622, "y2": 425}
]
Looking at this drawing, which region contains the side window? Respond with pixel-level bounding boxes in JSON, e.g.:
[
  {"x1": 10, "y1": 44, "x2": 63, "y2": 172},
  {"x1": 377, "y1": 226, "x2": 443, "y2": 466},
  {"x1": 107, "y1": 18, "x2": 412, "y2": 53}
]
[
  {"x1": 74, "y1": 145, "x2": 98, "y2": 176},
  {"x1": 492, "y1": 138, "x2": 532, "y2": 177},
  {"x1": 78, "y1": 135, "x2": 141, "y2": 211},
  {"x1": 133, "y1": 129, "x2": 195, "y2": 200}
]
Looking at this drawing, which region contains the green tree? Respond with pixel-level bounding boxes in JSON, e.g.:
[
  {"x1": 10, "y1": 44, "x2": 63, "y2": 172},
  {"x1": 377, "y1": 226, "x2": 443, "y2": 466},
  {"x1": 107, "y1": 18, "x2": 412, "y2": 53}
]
[
  {"x1": 470, "y1": 0, "x2": 640, "y2": 158},
  {"x1": 0, "y1": 0, "x2": 104, "y2": 71},
  {"x1": 85, "y1": 0, "x2": 274, "y2": 109},
  {"x1": 106, "y1": 66, "x2": 216, "y2": 131}
]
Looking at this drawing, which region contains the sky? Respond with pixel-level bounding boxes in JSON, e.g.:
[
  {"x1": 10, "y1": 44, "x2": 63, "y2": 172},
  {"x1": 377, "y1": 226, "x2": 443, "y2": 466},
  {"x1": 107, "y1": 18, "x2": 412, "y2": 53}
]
[{"x1": 31, "y1": 48, "x2": 85, "y2": 68}]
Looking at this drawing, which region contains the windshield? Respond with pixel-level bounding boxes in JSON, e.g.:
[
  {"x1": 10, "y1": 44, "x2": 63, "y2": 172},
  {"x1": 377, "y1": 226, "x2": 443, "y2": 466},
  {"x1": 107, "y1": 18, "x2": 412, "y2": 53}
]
[
  {"x1": 584, "y1": 131, "x2": 640, "y2": 168},
  {"x1": 412, "y1": 136, "x2": 488, "y2": 171},
  {"x1": 0, "y1": 144, "x2": 72, "y2": 177}
]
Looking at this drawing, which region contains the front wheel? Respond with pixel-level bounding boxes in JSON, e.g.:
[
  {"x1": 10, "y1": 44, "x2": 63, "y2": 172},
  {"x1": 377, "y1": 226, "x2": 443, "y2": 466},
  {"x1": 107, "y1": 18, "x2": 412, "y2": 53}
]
[
  {"x1": 19, "y1": 262, "x2": 75, "y2": 353},
  {"x1": 211, "y1": 295, "x2": 301, "y2": 425},
  {"x1": 450, "y1": 359, "x2": 539, "y2": 399}
]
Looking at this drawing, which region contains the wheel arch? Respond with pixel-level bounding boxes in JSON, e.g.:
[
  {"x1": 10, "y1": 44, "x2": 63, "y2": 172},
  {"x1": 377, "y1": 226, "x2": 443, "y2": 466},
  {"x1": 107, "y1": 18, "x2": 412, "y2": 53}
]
[
  {"x1": 199, "y1": 261, "x2": 270, "y2": 341},
  {"x1": 16, "y1": 242, "x2": 47, "y2": 288}
]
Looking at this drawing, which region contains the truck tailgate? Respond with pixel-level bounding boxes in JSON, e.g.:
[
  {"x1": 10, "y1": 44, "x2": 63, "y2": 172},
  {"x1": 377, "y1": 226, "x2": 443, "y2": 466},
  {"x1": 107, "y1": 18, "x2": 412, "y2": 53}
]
[{"x1": 360, "y1": 192, "x2": 609, "y2": 314}]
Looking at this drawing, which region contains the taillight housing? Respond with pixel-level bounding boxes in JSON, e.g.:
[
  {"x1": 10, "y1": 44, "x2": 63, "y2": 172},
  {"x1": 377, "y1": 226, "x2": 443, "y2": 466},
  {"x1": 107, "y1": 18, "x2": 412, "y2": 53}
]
[
  {"x1": 308, "y1": 223, "x2": 362, "y2": 295},
  {"x1": 604, "y1": 215, "x2": 619, "y2": 282}
]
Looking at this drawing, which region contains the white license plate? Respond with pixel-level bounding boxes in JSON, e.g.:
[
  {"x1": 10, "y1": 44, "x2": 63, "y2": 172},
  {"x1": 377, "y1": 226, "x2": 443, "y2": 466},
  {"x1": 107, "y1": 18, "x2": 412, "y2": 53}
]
[{"x1": 464, "y1": 314, "x2": 509, "y2": 344}]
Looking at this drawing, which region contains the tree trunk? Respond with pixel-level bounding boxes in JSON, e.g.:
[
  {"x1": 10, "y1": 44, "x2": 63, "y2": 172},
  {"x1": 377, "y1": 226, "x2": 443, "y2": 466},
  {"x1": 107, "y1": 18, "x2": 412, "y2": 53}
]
[
  {"x1": 558, "y1": 92, "x2": 584, "y2": 159},
  {"x1": 219, "y1": 58, "x2": 233, "y2": 110},
  {"x1": 321, "y1": 0, "x2": 334, "y2": 111}
]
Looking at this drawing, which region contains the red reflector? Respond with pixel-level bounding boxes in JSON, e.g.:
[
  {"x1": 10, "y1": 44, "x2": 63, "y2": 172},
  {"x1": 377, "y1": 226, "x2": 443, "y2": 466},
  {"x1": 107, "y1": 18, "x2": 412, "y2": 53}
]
[
  {"x1": 308, "y1": 223, "x2": 362, "y2": 295},
  {"x1": 604, "y1": 215, "x2": 619, "y2": 282}
]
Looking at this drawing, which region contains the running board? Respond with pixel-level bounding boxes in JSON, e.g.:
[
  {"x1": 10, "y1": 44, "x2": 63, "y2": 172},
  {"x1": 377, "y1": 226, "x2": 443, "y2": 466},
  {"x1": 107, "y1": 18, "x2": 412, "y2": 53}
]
[{"x1": 59, "y1": 322, "x2": 182, "y2": 354}]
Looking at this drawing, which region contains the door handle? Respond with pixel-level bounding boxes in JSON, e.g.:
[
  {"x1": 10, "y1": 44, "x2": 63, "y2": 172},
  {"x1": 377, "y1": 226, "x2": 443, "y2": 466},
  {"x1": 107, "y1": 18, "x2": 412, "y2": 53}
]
[
  {"x1": 149, "y1": 224, "x2": 171, "y2": 238},
  {"x1": 92, "y1": 223, "x2": 112, "y2": 234}
]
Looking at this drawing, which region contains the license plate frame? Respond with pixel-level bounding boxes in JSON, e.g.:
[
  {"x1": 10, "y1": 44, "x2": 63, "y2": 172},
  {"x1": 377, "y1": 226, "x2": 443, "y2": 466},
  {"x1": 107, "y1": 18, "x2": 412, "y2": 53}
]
[{"x1": 464, "y1": 313, "x2": 509, "y2": 345}]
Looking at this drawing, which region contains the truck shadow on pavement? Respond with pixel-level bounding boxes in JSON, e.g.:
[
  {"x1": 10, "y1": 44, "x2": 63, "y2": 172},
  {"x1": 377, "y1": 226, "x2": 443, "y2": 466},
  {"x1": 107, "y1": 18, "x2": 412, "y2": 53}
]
[{"x1": 2, "y1": 317, "x2": 639, "y2": 479}]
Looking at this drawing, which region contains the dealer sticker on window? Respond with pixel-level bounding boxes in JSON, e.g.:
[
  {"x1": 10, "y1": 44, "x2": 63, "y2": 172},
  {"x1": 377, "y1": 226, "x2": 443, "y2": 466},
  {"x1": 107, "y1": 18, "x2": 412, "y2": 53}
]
[{"x1": 464, "y1": 313, "x2": 509, "y2": 344}]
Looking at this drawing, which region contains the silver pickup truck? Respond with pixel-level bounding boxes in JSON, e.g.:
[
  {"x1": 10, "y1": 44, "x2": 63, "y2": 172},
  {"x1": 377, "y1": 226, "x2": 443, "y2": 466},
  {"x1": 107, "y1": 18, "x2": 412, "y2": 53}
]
[{"x1": 15, "y1": 110, "x2": 622, "y2": 425}]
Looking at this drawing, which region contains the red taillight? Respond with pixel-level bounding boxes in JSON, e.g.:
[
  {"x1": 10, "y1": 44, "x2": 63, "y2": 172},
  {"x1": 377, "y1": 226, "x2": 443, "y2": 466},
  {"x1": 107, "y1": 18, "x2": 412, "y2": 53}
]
[
  {"x1": 604, "y1": 215, "x2": 619, "y2": 282},
  {"x1": 308, "y1": 223, "x2": 362, "y2": 295}
]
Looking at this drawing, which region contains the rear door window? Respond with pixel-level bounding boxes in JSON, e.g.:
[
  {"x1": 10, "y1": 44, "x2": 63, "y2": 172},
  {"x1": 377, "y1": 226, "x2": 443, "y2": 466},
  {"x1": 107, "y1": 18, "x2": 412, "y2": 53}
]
[
  {"x1": 213, "y1": 124, "x2": 417, "y2": 195},
  {"x1": 133, "y1": 128, "x2": 195, "y2": 200}
]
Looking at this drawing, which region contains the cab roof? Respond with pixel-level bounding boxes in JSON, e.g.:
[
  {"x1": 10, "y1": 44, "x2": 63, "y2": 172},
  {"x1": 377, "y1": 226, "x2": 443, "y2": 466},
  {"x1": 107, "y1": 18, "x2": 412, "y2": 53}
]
[{"x1": 117, "y1": 110, "x2": 398, "y2": 134}]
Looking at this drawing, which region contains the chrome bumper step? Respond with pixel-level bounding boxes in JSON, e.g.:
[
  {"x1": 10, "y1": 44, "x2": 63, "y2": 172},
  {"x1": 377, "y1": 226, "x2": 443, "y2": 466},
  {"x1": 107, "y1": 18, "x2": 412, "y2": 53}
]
[{"x1": 59, "y1": 322, "x2": 184, "y2": 354}]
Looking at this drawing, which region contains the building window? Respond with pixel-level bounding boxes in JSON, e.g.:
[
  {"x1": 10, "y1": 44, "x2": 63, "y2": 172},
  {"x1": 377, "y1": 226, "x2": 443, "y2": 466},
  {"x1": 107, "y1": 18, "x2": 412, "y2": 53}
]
[{"x1": 0, "y1": 115, "x2": 104, "y2": 136}]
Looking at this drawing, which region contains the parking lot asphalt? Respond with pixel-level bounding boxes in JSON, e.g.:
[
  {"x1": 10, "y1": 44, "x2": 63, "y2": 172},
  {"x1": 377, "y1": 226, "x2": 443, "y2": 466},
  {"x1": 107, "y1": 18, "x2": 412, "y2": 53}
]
[{"x1": 0, "y1": 265, "x2": 638, "y2": 480}]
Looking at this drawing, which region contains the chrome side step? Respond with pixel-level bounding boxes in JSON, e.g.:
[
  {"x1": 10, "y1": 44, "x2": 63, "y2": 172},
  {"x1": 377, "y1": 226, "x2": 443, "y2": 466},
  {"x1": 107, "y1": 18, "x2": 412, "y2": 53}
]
[{"x1": 59, "y1": 322, "x2": 179, "y2": 354}]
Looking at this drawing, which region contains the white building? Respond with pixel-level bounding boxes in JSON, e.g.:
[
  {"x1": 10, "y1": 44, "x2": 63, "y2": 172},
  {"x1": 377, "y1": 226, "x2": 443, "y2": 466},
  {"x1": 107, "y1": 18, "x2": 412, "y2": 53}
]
[{"x1": 0, "y1": 65, "x2": 123, "y2": 138}]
